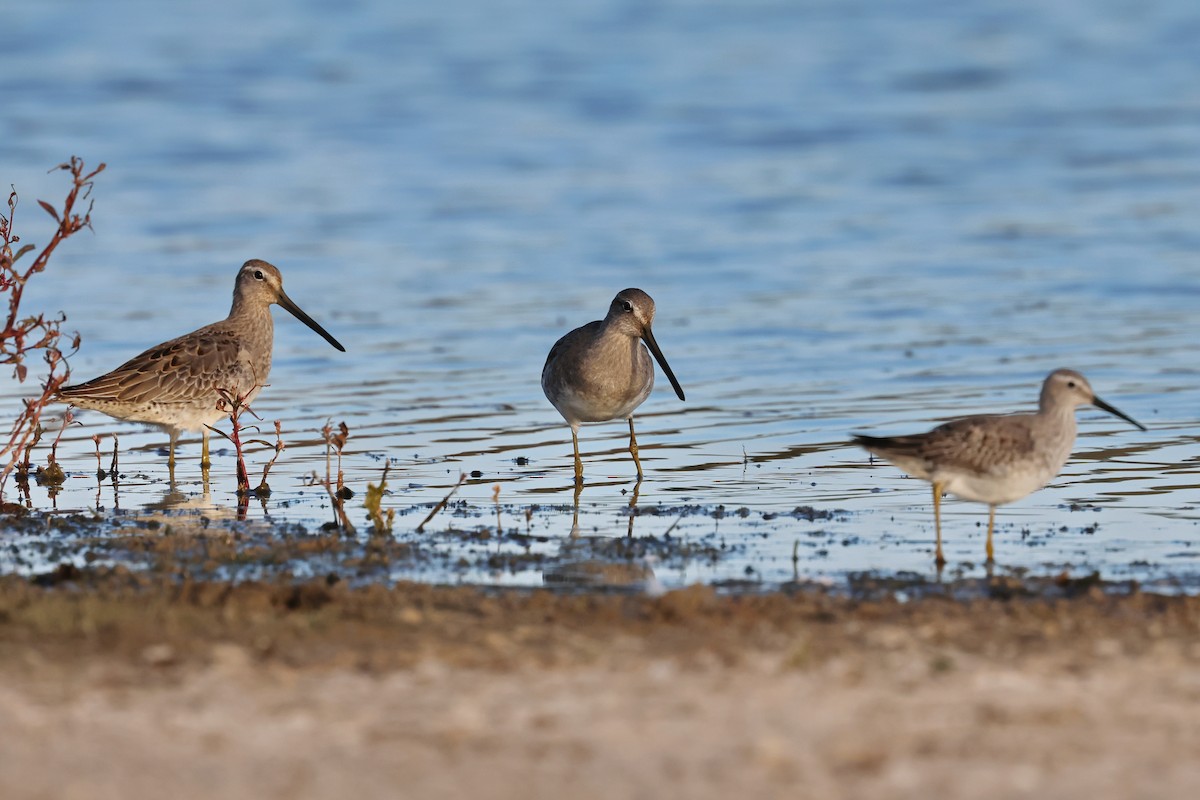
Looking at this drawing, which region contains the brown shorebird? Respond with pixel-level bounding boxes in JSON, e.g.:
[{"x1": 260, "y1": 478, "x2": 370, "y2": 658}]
[
  {"x1": 852, "y1": 369, "x2": 1144, "y2": 566},
  {"x1": 542, "y1": 288, "x2": 685, "y2": 484},
  {"x1": 59, "y1": 259, "x2": 345, "y2": 470}
]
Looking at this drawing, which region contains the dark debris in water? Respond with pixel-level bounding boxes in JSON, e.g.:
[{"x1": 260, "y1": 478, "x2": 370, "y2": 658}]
[
  {"x1": 828, "y1": 569, "x2": 1143, "y2": 603},
  {"x1": 1, "y1": 499, "x2": 743, "y2": 590},
  {"x1": 1, "y1": 497, "x2": 1195, "y2": 597}
]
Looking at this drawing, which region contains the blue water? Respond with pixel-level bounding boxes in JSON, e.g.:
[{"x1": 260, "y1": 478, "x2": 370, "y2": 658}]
[{"x1": 2, "y1": 0, "x2": 1198, "y2": 591}]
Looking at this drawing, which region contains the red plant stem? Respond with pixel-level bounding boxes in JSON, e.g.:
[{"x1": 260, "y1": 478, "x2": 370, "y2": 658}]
[
  {"x1": 3, "y1": 159, "x2": 104, "y2": 336},
  {"x1": 228, "y1": 413, "x2": 249, "y2": 494}
]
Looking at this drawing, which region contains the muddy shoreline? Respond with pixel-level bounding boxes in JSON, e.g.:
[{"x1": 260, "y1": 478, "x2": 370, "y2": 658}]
[{"x1": 4, "y1": 568, "x2": 1198, "y2": 673}]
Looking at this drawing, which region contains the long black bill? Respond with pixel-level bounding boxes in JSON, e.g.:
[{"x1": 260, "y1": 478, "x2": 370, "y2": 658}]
[
  {"x1": 1092, "y1": 396, "x2": 1145, "y2": 431},
  {"x1": 277, "y1": 290, "x2": 346, "y2": 352},
  {"x1": 641, "y1": 325, "x2": 685, "y2": 402}
]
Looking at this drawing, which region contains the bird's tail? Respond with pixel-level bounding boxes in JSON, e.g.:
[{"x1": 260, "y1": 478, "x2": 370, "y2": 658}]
[{"x1": 850, "y1": 433, "x2": 925, "y2": 456}]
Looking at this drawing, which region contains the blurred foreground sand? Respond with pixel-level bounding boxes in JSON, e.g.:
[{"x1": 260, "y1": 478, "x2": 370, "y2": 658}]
[{"x1": 1, "y1": 576, "x2": 1197, "y2": 799}]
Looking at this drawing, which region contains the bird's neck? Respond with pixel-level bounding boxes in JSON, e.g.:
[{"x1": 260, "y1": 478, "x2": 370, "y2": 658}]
[
  {"x1": 229, "y1": 303, "x2": 275, "y2": 359},
  {"x1": 1035, "y1": 400, "x2": 1078, "y2": 451}
]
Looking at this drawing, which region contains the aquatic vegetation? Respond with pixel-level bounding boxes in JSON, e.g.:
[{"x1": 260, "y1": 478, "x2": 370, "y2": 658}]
[
  {"x1": 33, "y1": 407, "x2": 72, "y2": 491},
  {"x1": 256, "y1": 420, "x2": 285, "y2": 496},
  {"x1": 364, "y1": 462, "x2": 395, "y2": 536},
  {"x1": 89, "y1": 434, "x2": 107, "y2": 481},
  {"x1": 0, "y1": 157, "x2": 103, "y2": 487},
  {"x1": 320, "y1": 420, "x2": 355, "y2": 532},
  {"x1": 205, "y1": 387, "x2": 286, "y2": 498}
]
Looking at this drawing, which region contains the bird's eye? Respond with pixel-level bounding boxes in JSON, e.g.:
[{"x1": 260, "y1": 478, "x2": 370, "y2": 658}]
[
  {"x1": 1067, "y1": 381, "x2": 1076, "y2": 389},
  {"x1": 621, "y1": 300, "x2": 633, "y2": 312},
  {"x1": 253, "y1": 270, "x2": 265, "y2": 280}
]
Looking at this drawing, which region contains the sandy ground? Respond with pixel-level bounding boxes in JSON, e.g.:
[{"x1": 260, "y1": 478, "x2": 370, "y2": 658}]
[{"x1": 1, "y1": 574, "x2": 1198, "y2": 799}]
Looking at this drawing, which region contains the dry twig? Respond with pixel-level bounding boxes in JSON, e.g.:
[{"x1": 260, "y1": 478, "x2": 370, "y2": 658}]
[{"x1": 416, "y1": 472, "x2": 467, "y2": 534}]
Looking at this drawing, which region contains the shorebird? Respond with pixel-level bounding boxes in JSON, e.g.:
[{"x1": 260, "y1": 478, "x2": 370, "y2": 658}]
[
  {"x1": 59, "y1": 259, "x2": 345, "y2": 471},
  {"x1": 852, "y1": 369, "x2": 1144, "y2": 565},
  {"x1": 542, "y1": 288, "x2": 685, "y2": 484}
]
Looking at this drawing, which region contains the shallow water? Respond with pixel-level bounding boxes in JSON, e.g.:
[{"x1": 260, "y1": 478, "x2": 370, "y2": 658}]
[{"x1": 2, "y1": 0, "x2": 1199, "y2": 592}]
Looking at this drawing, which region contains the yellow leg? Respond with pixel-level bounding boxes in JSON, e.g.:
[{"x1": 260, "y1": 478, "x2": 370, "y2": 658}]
[
  {"x1": 628, "y1": 417, "x2": 643, "y2": 479},
  {"x1": 571, "y1": 427, "x2": 583, "y2": 485},
  {"x1": 986, "y1": 505, "x2": 996, "y2": 564},
  {"x1": 201, "y1": 429, "x2": 211, "y2": 469},
  {"x1": 932, "y1": 482, "x2": 946, "y2": 567},
  {"x1": 627, "y1": 477, "x2": 642, "y2": 538},
  {"x1": 167, "y1": 432, "x2": 178, "y2": 486},
  {"x1": 570, "y1": 482, "x2": 582, "y2": 537}
]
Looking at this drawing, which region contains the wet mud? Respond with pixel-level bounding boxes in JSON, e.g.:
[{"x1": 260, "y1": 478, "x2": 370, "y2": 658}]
[
  {"x1": 2, "y1": 558, "x2": 1199, "y2": 800},
  {"x1": 5, "y1": 561, "x2": 1198, "y2": 674}
]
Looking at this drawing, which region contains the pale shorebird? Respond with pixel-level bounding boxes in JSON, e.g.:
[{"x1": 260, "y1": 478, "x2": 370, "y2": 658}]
[
  {"x1": 542, "y1": 288, "x2": 685, "y2": 484},
  {"x1": 852, "y1": 369, "x2": 1144, "y2": 566},
  {"x1": 59, "y1": 259, "x2": 345, "y2": 471}
]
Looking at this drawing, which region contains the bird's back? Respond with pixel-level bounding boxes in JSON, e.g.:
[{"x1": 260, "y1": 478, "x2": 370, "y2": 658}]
[
  {"x1": 59, "y1": 319, "x2": 268, "y2": 431},
  {"x1": 855, "y1": 411, "x2": 1075, "y2": 505}
]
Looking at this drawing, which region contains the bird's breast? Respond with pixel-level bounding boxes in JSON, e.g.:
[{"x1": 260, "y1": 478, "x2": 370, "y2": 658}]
[{"x1": 545, "y1": 336, "x2": 654, "y2": 423}]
